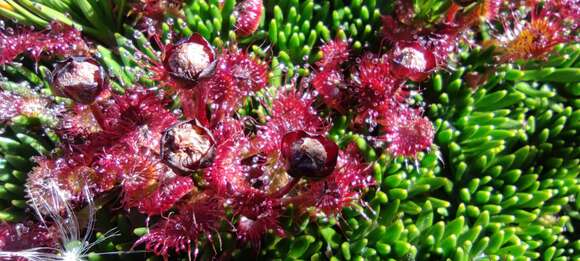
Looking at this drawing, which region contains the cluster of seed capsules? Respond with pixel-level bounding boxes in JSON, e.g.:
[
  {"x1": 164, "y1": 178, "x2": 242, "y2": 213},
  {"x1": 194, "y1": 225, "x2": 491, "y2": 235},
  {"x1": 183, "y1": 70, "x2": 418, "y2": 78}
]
[{"x1": 0, "y1": 0, "x2": 579, "y2": 260}]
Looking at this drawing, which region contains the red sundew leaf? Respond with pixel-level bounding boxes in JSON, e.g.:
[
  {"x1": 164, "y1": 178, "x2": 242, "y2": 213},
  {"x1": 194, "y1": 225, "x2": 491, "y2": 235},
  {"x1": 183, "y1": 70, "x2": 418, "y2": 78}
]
[
  {"x1": 240, "y1": 153, "x2": 268, "y2": 181},
  {"x1": 456, "y1": 0, "x2": 501, "y2": 26},
  {"x1": 132, "y1": 0, "x2": 184, "y2": 20},
  {"x1": 546, "y1": 0, "x2": 580, "y2": 30},
  {"x1": 349, "y1": 54, "x2": 408, "y2": 126},
  {"x1": 445, "y1": 2, "x2": 462, "y2": 24},
  {"x1": 199, "y1": 71, "x2": 236, "y2": 125},
  {"x1": 134, "y1": 195, "x2": 225, "y2": 258},
  {"x1": 222, "y1": 50, "x2": 269, "y2": 93},
  {"x1": 26, "y1": 156, "x2": 102, "y2": 211},
  {"x1": 179, "y1": 50, "x2": 268, "y2": 126},
  {"x1": 381, "y1": 16, "x2": 420, "y2": 43},
  {"x1": 79, "y1": 88, "x2": 176, "y2": 152},
  {"x1": 92, "y1": 145, "x2": 151, "y2": 194},
  {"x1": 211, "y1": 116, "x2": 247, "y2": 142},
  {"x1": 316, "y1": 39, "x2": 350, "y2": 68},
  {"x1": 233, "y1": 190, "x2": 284, "y2": 247},
  {"x1": 99, "y1": 146, "x2": 192, "y2": 216},
  {"x1": 310, "y1": 39, "x2": 350, "y2": 112},
  {"x1": 393, "y1": 0, "x2": 416, "y2": 25},
  {"x1": 201, "y1": 117, "x2": 251, "y2": 195},
  {"x1": 90, "y1": 153, "x2": 122, "y2": 193},
  {"x1": 311, "y1": 67, "x2": 346, "y2": 112},
  {"x1": 351, "y1": 95, "x2": 408, "y2": 132},
  {"x1": 389, "y1": 41, "x2": 437, "y2": 82},
  {"x1": 491, "y1": 1, "x2": 576, "y2": 62},
  {"x1": 234, "y1": 0, "x2": 264, "y2": 37},
  {"x1": 135, "y1": 176, "x2": 194, "y2": 216},
  {"x1": 57, "y1": 104, "x2": 103, "y2": 143},
  {"x1": 0, "y1": 89, "x2": 59, "y2": 124},
  {"x1": 464, "y1": 71, "x2": 491, "y2": 90},
  {"x1": 205, "y1": 50, "x2": 268, "y2": 124},
  {"x1": 354, "y1": 53, "x2": 397, "y2": 96},
  {"x1": 255, "y1": 90, "x2": 328, "y2": 156},
  {"x1": 0, "y1": 91, "x2": 24, "y2": 123},
  {"x1": 266, "y1": 90, "x2": 327, "y2": 132},
  {"x1": 204, "y1": 139, "x2": 251, "y2": 195},
  {"x1": 288, "y1": 146, "x2": 371, "y2": 215},
  {"x1": 381, "y1": 13, "x2": 464, "y2": 68},
  {"x1": 0, "y1": 221, "x2": 57, "y2": 252},
  {"x1": 0, "y1": 22, "x2": 88, "y2": 65},
  {"x1": 421, "y1": 26, "x2": 463, "y2": 67},
  {"x1": 55, "y1": 88, "x2": 113, "y2": 144},
  {"x1": 380, "y1": 106, "x2": 434, "y2": 158},
  {"x1": 104, "y1": 88, "x2": 176, "y2": 135}
]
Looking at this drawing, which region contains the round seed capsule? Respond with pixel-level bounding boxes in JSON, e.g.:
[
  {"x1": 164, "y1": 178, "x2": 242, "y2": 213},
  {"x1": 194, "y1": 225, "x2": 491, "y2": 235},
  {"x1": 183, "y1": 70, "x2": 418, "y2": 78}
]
[
  {"x1": 160, "y1": 120, "x2": 216, "y2": 173},
  {"x1": 164, "y1": 33, "x2": 216, "y2": 83},
  {"x1": 281, "y1": 130, "x2": 338, "y2": 179},
  {"x1": 51, "y1": 57, "x2": 106, "y2": 105}
]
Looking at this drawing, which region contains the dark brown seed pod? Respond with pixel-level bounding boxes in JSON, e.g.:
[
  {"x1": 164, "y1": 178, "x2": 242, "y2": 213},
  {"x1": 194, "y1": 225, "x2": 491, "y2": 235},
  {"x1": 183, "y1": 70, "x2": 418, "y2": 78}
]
[
  {"x1": 160, "y1": 119, "x2": 216, "y2": 173},
  {"x1": 281, "y1": 130, "x2": 338, "y2": 179},
  {"x1": 164, "y1": 33, "x2": 216, "y2": 83},
  {"x1": 51, "y1": 57, "x2": 106, "y2": 105}
]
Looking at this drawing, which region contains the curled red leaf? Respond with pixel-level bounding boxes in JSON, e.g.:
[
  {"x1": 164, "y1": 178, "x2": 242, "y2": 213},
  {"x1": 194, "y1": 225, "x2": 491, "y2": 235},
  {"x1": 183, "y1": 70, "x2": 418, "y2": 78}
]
[{"x1": 0, "y1": 23, "x2": 88, "y2": 65}]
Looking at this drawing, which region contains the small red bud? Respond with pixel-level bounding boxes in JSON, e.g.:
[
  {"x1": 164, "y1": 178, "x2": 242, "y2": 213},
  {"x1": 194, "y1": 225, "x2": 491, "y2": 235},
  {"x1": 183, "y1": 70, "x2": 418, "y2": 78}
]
[
  {"x1": 164, "y1": 34, "x2": 216, "y2": 83},
  {"x1": 389, "y1": 42, "x2": 436, "y2": 82},
  {"x1": 281, "y1": 131, "x2": 338, "y2": 179},
  {"x1": 51, "y1": 57, "x2": 106, "y2": 105},
  {"x1": 160, "y1": 119, "x2": 216, "y2": 173},
  {"x1": 234, "y1": 0, "x2": 263, "y2": 37}
]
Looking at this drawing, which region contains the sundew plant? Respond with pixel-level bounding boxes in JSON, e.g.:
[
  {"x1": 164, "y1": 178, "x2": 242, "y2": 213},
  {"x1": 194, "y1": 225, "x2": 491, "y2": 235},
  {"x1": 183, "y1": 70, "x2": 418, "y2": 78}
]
[{"x1": 0, "y1": 0, "x2": 579, "y2": 260}]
